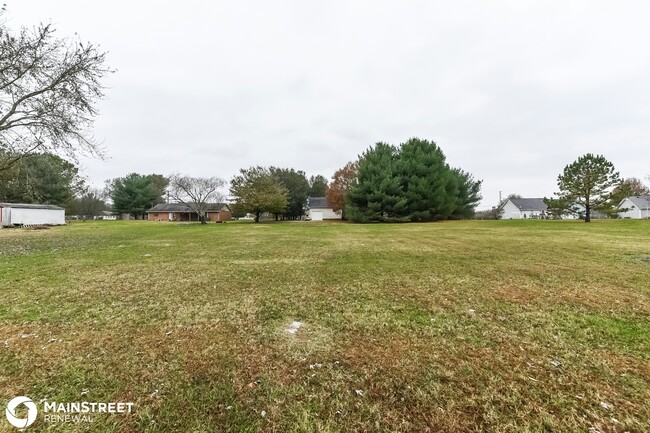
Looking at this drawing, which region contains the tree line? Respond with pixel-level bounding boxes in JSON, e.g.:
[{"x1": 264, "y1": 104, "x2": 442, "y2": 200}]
[
  {"x1": 100, "y1": 169, "x2": 328, "y2": 223},
  {"x1": 12, "y1": 142, "x2": 649, "y2": 225},
  {"x1": 2, "y1": 9, "x2": 648, "y2": 224},
  {"x1": 0, "y1": 137, "x2": 486, "y2": 224}
]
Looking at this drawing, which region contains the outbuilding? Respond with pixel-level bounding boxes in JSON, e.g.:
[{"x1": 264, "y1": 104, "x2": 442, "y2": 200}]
[
  {"x1": 0, "y1": 203, "x2": 66, "y2": 227},
  {"x1": 306, "y1": 197, "x2": 341, "y2": 221}
]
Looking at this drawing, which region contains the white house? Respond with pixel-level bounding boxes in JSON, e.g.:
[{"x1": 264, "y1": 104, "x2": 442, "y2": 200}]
[
  {"x1": 501, "y1": 198, "x2": 548, "y2": 219},
  {"x1": 306, "y1": 196, "x2": 341, "y2": 221},
  {"x1": 98, "y1": 211, "x2": 117, "y2": 221},
  {"x1": 0, "y1": 203, "x2": 66, "y2": 227},
  {"x1": 617, "y1": 196, "x2": 650, "y2": 219}
]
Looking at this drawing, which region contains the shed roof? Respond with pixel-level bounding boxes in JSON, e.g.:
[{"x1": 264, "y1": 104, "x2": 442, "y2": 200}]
[
  {"x1": 147, "y1": 202, "x2": 229, "y2": 213},
  {"x1": 0, "y1": 202, "x2": 64, "y2": 210},
  {"x1": 308, "y1": 196, "x2": 331, "y2": 209},
  {"x1": 508, "y1": 198, "x2": 548, "y2": 211}
]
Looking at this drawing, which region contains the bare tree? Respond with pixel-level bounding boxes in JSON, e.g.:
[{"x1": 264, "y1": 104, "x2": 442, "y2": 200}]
[
  {"x1": 169, "y1": 175, "x2": 226, "y2": 224},
  {"x1": 0, "y1": 9, "x2": 113, "y2": 170}
]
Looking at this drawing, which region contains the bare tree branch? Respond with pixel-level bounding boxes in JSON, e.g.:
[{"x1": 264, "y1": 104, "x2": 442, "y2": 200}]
[
  {"x1": 0, "y1": 11, "x2": 114, "y2": 169},
  {"x1": 169, "y1": 175, "x2": 227, "y2": 224}
]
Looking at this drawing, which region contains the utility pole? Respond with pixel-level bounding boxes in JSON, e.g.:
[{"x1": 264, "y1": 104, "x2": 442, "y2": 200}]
[{"x1": 499, "y1": 190, "x2": 502, "y2": 206}]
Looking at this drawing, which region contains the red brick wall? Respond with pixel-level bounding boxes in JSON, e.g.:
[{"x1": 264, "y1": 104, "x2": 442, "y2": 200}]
[{"x1": 148, "y1": 210, "x2": 232, "y2": 222}]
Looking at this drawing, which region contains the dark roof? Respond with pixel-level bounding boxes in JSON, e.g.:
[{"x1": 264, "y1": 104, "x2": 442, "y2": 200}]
[
  {"x1": 147, "y1": 202, "x2": 229, "y2": 213},
  {"x1": 308, "y1": 196, "x2": 331, "y2": 209},
  {"x1": 0, "y1": 202, "x2": 64, "y2": 210},
  {"x1": 626, "y1": 195, "x2": 650, "y2": 209},
  {"x1": 508, "y1": 198, "x2": 548, "y2": 211}
]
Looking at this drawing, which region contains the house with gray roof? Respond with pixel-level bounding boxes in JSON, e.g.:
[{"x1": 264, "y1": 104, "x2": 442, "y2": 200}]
[
  {"x1": 617, "y1": 196, "x2": 650, "y2": 219},
  {"x1": 500, "y1": 198, "x2": 548, "y2": 219},
  {"x1": 306, "y1": 196, "x2": 341, "y2": 221}
]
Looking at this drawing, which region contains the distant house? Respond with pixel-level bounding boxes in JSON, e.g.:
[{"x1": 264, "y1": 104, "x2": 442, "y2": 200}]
[
  {"x1": 99, "y1": 211, "x2": 117, "y2": 221},
  {"x1": 146, "y1": 202, "x2": 232, "y2": 222},
  {"x1": 306, "y1": 196, "x2": 341, "y2": 221},
  {"x1": 501, "y1": 198, "x2": 548, "y2": 219},
  {"x1": 565, "y1": 203, "x2": 606, "y2": 220},
  {"x1": 0, "y1": 203, "x2": 65, "y2": 227},
  {"x1": 617, "y1": 196, "x2": 650, "y2": 219}
]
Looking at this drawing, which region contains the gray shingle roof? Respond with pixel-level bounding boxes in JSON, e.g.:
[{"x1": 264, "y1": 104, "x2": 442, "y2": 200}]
[
  {"x1": 308, "y1": 196, "x2": 331, "y2": 209},
  {"x1": 0, "y1": 202, "x2": 64, "y2": 210},
  {"x1": 509, "y1": 198, "x2": 548, "y2": 211},
  {"x1": 626, "y1": 195, "x2": 650, "y2": 209},
  {"x1": 147, "y1": 202, "x2": 228, "y2": 212}
]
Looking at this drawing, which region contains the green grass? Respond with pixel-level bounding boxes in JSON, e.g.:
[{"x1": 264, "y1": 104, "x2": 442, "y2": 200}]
[{"x1": 1, "y1": 219, "x2": 649, "y2": 432}]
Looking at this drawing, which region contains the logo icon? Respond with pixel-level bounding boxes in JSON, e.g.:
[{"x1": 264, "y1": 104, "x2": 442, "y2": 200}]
[{"x1": 5, "y1": 397, "x2": 37, "y2": 428}]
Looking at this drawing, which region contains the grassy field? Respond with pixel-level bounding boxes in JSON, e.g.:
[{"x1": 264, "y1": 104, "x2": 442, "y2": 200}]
[{"x1": 0, "y1": 220, "x2": 649, "y2": 432}]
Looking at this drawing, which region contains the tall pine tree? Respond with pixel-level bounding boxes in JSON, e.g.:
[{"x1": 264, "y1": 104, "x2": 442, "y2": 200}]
[
  {"x1": 347, "y1": 142, "x2": 406, "y2": 222},
  {"x1": 346, "y1": 138, "x2": 481, "y2": 222},
  {"x1": 396, "y1": 138, "x2": 458, "y2": 221}
]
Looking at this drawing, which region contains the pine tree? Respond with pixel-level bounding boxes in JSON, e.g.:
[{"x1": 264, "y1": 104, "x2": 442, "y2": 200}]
[
  {"x1": 347, "y1": 143, "x2": 405, "y2": 222},
  {"x1": 555, "y1": 154, "x2": 621, "y2": 222},
  {"x1": 396, "y1": 138, "x2": 458, "y2": 221}
]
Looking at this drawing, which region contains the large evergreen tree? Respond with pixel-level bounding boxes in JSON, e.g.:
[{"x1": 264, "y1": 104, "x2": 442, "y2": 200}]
[
  {"x1": 555, "y1": 154, "x2": 621, "y2": 222},
  {"x1": 109, "y1": 173, "x2": 168, "y2": 219},
  {"x1": 346, "y1": 138, "x2": 481, "y2": 223},
  {"x1": 450, "y1": 168, "x2": 482, "y2": 219},
  {"x1": 396, "y1": 138, "x2": 458, "y2": 221},
  {"x1": 347, "y1": 142, "x2": 406, "y2": 222}
]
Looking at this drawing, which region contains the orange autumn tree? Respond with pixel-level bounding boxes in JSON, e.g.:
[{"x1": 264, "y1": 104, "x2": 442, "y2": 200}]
[{"x1": 326, "y1": 161, "x2": 358, "y2": 218}]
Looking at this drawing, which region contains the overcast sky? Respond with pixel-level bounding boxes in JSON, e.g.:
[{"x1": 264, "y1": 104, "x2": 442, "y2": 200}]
[{"x1": 6, "y1": 1, "x2": 650, "y2": 208}]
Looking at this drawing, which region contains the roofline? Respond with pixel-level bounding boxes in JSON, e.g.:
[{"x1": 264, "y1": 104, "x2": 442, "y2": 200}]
[{"x1": 0, "y1": 202, "x2": 65, "y2": 210}]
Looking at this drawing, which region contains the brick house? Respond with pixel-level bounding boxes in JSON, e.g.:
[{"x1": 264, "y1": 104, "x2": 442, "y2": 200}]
[{"x1": 146, "y1": 203, "x2": 232, "y2": 222}]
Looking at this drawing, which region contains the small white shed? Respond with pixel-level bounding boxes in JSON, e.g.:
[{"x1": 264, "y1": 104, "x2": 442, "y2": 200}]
[{"x1": 0, "y1": 203, "x2": 66, "y2": 227}]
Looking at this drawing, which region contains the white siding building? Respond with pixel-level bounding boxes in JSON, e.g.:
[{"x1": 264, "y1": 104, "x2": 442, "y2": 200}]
[
  {"x1": 500, "y1": 198, "x2": 548, "y2": 219},
  {"x1": 0, "y1": 203, "x2": 66, "y2": 227},
  {"x1": 617, "y1": 196, "x2": 650, "y2": 219},
  {"x1": 306, "y1": 197, "x2": 341, "y2": 221}
]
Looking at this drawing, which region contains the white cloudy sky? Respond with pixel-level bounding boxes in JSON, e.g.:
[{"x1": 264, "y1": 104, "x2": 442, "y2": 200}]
[{"x1": 6, "y1": 1, "x2": 650, "y2": 208}]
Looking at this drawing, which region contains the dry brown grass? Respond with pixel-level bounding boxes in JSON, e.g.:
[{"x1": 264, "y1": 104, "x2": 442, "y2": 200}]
[{"x1": 0, "y1": 219, "x2": 649, "y2": 432}]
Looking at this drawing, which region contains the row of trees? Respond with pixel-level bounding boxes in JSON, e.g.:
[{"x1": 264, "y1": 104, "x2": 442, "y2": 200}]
[
  {"x1": 103, "y1": 169, "x2": 329, "y2": 223},
  {"x1": 4, "y1": 146, "x2": 646, "y2": 225},
  {"x1": 0, "y1": 139, "x2": 483, "y2": 224},
  {"x1": 2, "y1": 11, "x2": 648, "y2": 226}
]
